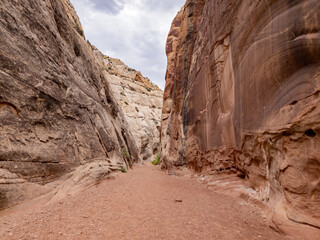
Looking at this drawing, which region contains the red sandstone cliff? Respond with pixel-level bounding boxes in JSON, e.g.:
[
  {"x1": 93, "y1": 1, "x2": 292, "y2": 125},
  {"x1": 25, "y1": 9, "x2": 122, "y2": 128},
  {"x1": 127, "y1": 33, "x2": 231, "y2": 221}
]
[{"x1": 161, "y1": 0, "x2": 320, "y2": 237}]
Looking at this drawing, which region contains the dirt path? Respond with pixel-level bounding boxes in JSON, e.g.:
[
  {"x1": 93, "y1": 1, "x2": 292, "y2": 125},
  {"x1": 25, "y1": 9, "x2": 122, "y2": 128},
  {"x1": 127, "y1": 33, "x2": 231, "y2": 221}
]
[{"x1": 0, "y1": 165, "x2": 294, "y2": 240}]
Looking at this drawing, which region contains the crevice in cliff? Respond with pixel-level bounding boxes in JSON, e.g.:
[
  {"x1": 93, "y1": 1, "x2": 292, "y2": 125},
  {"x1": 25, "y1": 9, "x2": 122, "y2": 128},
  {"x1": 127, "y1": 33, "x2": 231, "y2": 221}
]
[{"x1": 304, "y1": 129, "x2": 316, "y2": 137}]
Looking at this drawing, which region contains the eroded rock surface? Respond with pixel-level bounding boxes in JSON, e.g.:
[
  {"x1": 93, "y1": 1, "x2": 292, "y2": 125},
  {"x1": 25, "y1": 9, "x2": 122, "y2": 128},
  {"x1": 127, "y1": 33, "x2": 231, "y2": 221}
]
[
  {"x1": 0, "y1": 0, "x2": 139, "y2": 209},
  {"x1": 162, "y1": 0, "x2": 320, "y2": 236},
  {"x1": 94, "y1": 49, "x2": 163, "y2": 161}
]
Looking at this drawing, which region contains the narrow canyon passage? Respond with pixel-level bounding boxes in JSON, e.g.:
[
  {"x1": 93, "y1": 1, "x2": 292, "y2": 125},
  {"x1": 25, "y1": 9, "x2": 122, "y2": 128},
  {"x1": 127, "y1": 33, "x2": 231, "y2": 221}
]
[{"x1": 0, "y1": 165, "x2": 292, "y2": 240}]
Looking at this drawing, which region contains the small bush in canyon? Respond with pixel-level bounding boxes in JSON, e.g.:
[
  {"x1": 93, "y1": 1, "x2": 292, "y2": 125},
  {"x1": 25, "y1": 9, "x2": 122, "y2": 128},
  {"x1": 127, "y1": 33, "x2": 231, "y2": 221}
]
[
  {"x1": 152, "y1": 153, "x2": 161, "y2": 165},
  {"x1": 122, "y1": 148, "x2": 130, "y2": 159},
  {"x1": 74, "y1": 22, "x2": 84, "y2": 37}
]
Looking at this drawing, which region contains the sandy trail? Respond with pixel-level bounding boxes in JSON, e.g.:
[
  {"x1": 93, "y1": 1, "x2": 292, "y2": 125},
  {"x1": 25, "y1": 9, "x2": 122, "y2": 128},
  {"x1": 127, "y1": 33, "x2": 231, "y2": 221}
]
[{"x1": 0, "y1": 165, "x2": 293, "y2": 240}]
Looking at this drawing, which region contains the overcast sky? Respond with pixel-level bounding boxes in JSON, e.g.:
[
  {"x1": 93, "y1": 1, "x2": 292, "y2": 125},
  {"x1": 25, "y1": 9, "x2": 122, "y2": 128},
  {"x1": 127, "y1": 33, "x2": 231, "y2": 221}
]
[{"x1": 70, "y1": 0, "x2": 186, "y2": 90}]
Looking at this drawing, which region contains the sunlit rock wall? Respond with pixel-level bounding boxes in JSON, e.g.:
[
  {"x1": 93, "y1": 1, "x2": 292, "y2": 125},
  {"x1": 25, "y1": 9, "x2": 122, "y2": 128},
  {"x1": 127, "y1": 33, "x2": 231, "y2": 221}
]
[{"x1": 94, "y1": 49, "x2": 163, "y2": 161}]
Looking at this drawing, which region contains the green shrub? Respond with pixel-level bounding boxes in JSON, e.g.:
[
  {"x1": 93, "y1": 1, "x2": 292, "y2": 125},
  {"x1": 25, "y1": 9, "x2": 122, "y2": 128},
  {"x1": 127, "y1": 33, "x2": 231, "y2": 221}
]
[
  {"x1": 120, "y1": 91, "x2": 126, "y2": 96},
  {"x1": 86, "y1": 40, "x2": 93, "y2": 49},
  {"x1": 124, "y1": 101, "x2": 129, "y2": 105},
  {"x1": 74, "y1": 23, "x2": 84, "y2": 37},
  {"x1": 122, "y1": 148, "x2": 130, "y2": 159},
  {"x1": 121, "y1": 166, "x2": 127, "y2": 173},
  {"x1": 152, "y1": 153, "x2": 161, "y2": 165},
  {"x1": 135, "y1": 107, "x2": 139, "y2": 112}
]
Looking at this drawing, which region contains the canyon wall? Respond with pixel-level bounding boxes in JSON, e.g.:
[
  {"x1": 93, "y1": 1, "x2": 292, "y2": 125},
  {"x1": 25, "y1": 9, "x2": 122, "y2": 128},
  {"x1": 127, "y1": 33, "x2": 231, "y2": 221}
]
[
  {"x1": 0, "y1": 0, "x2": 140, "y2": 209},
  {"x1": 94, "y1": 49, "x2": 163, "y2": 161},
  {"x1": 162, "y1": 0, "x2": 320, "y2": 234}
]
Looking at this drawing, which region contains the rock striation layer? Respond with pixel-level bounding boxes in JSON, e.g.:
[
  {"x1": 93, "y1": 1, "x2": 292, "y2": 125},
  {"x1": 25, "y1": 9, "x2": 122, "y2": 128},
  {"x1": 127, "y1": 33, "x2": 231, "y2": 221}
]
[
  {"x1": 0, "y1": 0, "x2": 139, "y2": 209},
  {"x1": 162, "y1": 0, "x2": 320, "y2": 236},
  {"x1": 94, "y1": 49, "x2": 163, "y2": 161}
]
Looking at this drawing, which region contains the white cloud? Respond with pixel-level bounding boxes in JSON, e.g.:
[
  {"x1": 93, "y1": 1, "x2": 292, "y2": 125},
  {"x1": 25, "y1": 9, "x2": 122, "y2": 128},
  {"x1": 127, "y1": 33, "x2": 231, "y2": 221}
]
[{"x1": 70, "y1": 0, "x2": 185, "y2": 90}]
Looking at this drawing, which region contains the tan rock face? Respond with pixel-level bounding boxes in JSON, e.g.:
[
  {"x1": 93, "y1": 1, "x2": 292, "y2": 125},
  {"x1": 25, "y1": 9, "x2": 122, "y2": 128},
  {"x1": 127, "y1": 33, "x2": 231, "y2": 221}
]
[
  {"x1": 162, "y1": 0, "x2": 320, "y2": 234},
  {"x1": 93, "y1": 49, "x2": 163, "y2": 161},
  {"x1": 0, "y1": 0, "x2": 139, "y2": 209}
]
